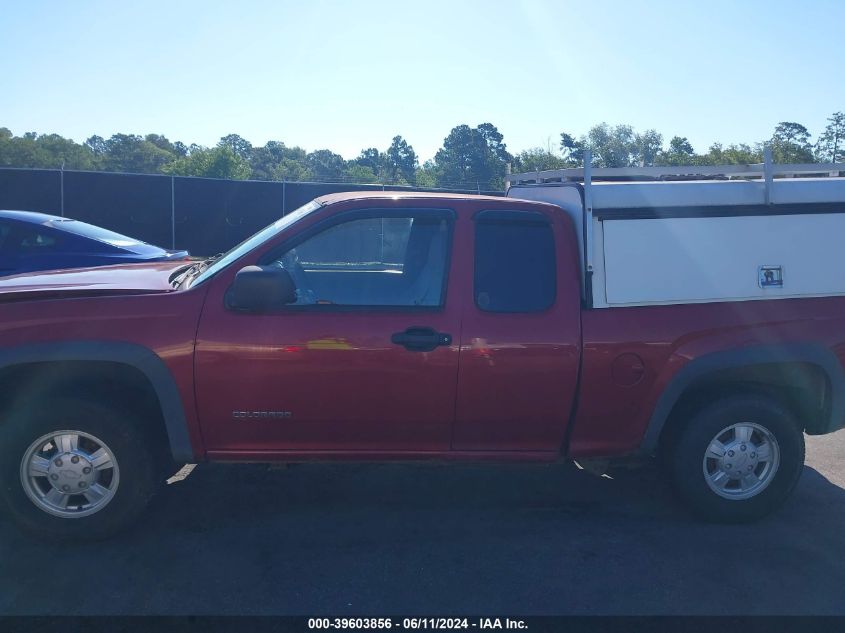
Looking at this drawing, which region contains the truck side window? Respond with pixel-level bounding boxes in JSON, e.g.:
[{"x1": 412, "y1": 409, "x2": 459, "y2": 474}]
[
  {"x1": 474, "y1": 214, "x2": 555, "y2": 312},
  {"x1": 272, "y1": 215, "x2": 452, "y2": 308}
]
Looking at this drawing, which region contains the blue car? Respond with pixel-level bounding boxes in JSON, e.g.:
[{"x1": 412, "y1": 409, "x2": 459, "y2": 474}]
[{"x1": 0, "y1": 210, "x2": 190, "y2": 277}]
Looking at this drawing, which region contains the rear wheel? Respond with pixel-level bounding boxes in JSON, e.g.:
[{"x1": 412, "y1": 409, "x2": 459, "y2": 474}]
[
  {"x1": 0, "y1": 398, "x2": 162, "y2": 541},
  {"x1": 665, "y1": 394, "x2": 805, "y2": 523}
]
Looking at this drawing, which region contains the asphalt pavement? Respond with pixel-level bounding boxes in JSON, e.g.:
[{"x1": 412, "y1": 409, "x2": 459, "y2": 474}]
[{"x1": 2, "y1": 431, "x2": 845, "y2": 615}]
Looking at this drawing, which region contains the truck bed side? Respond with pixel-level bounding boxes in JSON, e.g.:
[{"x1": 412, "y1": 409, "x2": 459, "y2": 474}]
[{"x1": 570, "y1": 296, "x2": 845, "y2": 457}]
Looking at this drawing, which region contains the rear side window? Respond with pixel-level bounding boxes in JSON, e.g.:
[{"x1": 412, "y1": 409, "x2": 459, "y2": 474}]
[{"x1": 474, "y1": 211, "x2": 556, "y2": 312}]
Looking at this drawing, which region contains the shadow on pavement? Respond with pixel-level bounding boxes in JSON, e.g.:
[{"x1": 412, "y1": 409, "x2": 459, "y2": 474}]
[{"x1": 1, "y1": 458, "x2": 845, "y2": 615}]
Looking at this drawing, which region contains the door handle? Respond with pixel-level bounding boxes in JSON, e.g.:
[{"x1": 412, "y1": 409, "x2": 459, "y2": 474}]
[{"x1": 391, "y1": 327, "x2": 452, "y2": 352}]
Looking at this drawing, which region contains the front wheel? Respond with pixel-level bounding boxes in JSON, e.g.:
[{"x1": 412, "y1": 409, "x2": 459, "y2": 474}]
[
  {"x1": 0, "y1": 398, "x2": 162, "y2": 541},
  {"x1": 665, "y1": 394, "x2": 805, "y2": 523}
]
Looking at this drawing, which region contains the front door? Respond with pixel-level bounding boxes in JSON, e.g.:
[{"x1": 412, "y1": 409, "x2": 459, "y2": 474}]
[{"x1": 195, "y1": 207, "x2": 461, "y2": 454}]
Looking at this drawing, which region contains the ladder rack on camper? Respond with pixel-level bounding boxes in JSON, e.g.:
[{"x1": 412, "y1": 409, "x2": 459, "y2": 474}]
[
  {"x1": 504, "y1": 149, "x2": 845, "y2": 309},
  {"x1": 505, "y1": 148, "x2": 845, "y2": 192}
]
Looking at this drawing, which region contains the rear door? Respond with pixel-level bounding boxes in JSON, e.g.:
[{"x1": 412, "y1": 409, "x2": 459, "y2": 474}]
[
  {"x1": 453, "y1": 208, "x2": 582, "y2": 452},
  {"x1": 195, "y1": 204, "x2": 462, "y2": 454}
]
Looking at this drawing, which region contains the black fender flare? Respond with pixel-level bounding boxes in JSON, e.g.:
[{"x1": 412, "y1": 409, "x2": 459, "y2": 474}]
[
  {"x1": 0, "y1": 341, "x2": 194, "y2": 462},
  {"x1": 639, "y1": 343, "x2": 845, "y2": 454}
]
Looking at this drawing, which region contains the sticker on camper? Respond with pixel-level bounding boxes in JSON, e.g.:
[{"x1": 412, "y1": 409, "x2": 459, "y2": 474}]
[{"x1": 758, "y1": 265, "x2": 784, "y2": 289}]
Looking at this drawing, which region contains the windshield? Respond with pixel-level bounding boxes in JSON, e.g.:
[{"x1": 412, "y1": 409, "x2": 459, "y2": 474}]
[{"x1": 188, "y1": 200, "x2": 322, "y2": 287}]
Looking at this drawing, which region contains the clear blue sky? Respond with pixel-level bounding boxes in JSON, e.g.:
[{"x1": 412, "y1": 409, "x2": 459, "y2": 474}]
[{"x1": 2, "y1": 0, "x2": 843, "y2": 162}]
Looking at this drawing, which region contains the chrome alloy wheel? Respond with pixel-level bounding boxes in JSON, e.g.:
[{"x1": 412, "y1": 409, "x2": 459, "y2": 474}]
[
  {"x1": 20, "y1": 430, "x2": 120, "y2": 518},
  {"x1": 702, "y1": 422, "x2": 780, "y2": 500}
]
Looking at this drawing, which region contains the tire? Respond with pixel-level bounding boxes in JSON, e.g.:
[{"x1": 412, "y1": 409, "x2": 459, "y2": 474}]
[
  {"x1": 0, "y1": 397, "x2": 161, "y2": 541},
  {"x1": 665, "y1": 393, "x2": 805, "y2": 523}
]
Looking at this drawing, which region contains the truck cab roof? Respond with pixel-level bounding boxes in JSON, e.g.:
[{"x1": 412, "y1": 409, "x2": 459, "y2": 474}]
[{"x1": 314, "y1": 190, "x2": 518, "y2": 206}]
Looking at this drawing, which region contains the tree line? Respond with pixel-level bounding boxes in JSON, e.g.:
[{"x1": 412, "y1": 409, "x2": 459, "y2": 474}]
[{"x1": 1, "y1": 112, "x2": 843, "y2": 191}]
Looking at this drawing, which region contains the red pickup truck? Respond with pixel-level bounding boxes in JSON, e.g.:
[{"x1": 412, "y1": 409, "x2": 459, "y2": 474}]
[{"x1": 2, "y1": 164, "x2": 845, "y2": 539}]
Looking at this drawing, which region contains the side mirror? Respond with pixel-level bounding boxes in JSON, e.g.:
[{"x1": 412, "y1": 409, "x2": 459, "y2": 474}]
[{"x1": 225, "y1": 265, "x2": 297, "y2": 313}]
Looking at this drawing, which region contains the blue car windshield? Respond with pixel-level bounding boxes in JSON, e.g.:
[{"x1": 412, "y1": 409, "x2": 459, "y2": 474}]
[{"x1": 188, "y1": 200, "x2": 322, "y2": 288}]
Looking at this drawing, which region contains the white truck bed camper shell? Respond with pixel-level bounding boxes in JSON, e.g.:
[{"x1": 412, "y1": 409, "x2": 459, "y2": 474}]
[{"x1": 505, "y1": 152, "x2": 845, "y2": 308}]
